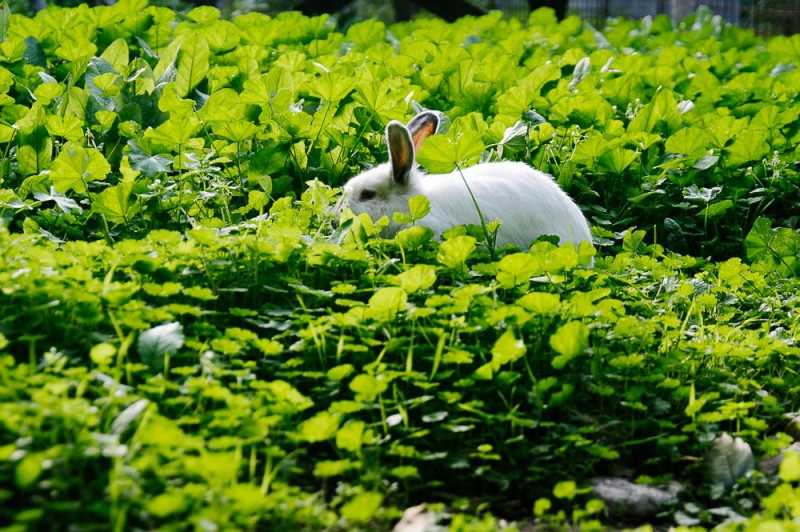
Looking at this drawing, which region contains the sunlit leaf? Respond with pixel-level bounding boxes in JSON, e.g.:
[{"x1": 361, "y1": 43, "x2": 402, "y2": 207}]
[
  {"x1": 299, "y1": 411, "x2": 340, "y2": 442},
  {"x1": 550, "y1": 321, "x2": 589, "y2": 369},
  {"x1": 341, "y1": 492, "x2": 383, "y2": 523},
  {"x1": 727, "y1": 128, "x2": 770, "y2": 166},
  {"x1": 437, "y1": 235, "x2": 476, "y2": 269},
  {"x1": 490, "y1": 329, "x2": 526, "y2": 371},
  {"x1": 50, "y1": 142, "x2": 111, "y2": 194},
  {"x1": 366, "y1": 287, "x2": 407, "y2": 321},
  {"x1": 416, "y1": 130, "x2": 483, "y2": 174},
  {"x1": 175, "y1": 34, "x2": 210, "y2": 97}
]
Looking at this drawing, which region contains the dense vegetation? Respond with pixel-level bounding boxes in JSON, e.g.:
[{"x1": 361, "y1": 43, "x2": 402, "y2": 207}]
[{"x1": 1, "y1": 1, "x2": 800, "y2": 529}]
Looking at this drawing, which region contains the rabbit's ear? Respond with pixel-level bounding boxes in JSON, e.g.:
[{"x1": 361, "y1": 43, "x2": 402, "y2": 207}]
[
  {"x1": 407, "y1": 111, "x2": 440, "y2": 150},
  {"x1": 386, "y1": 121, "x2": 414, "y2": 186}
]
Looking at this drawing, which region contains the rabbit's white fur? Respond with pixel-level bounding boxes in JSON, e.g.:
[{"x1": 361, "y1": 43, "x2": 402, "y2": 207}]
[{"x1": 338, "y1": 112, "x2": 593, "y2": 250}]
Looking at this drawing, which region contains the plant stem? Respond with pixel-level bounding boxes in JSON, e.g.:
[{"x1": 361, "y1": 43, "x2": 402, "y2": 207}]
[{"x1": 455, "y1": 163, "x2": 496, "y2": 261}]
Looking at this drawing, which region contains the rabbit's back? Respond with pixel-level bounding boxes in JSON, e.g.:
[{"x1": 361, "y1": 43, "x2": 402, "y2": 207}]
[{"x1": 416, "y1": 161, "x2": 592, "y2": 248}]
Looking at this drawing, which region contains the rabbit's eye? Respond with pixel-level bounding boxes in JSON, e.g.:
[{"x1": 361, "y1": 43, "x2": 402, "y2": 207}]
[{"x1": 359, "y1": 189, "x2": 377, "y2": 201}]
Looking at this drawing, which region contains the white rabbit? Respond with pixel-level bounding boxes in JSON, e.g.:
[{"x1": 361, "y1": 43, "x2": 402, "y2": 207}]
[{"x1": 337, "y1": 111, "x2": 593, "y2": 252}]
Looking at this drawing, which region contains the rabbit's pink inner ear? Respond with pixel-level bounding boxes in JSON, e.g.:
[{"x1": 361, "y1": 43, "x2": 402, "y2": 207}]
[
  {"x1": 387, "y1": 122, "x2": 413, "y2": 185},
  {"x1": 408, "y1": 112, "x2": 439, "y2": 150},
  {"x1": 411, "y1": 119, "x2": 437, "y2": 150}
]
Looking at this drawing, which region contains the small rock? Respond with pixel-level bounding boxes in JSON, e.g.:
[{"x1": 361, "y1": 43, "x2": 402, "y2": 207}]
[
  {"x1": 758, "y1": 442, "x2": 800, "y2": 476},
  {"x1": 786, "y1": 416, "x2": 800, "y2": 441},
  {"x1": 591, "y1": 477, "x2": 682, "y2": 519},
  {"x1": 706, "y1": 433, "x2": 754, "y2": 488},
  {"x1": 392, "y1": 505, "x2": 444, "y2": 532}
]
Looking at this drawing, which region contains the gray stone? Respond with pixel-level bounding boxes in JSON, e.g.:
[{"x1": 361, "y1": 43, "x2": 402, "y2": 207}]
[
  {"x1": 786, "y1": 416, "x2": 800, "y2": 441},
  {"x1": 591, "y1": 477, "x2": 682, "y2": 519},
  {"x1": 706, "y1": 433, "x2": 754, "y2": 488}
]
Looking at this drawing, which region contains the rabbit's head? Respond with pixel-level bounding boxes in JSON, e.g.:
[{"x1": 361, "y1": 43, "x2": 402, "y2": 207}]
[{"x1": 335, "y1": 111, "x2": 440, "y2": 232}]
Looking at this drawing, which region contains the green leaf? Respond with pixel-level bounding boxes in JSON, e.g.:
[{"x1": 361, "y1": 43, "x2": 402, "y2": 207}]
[
  {"x1": 490, "y1": 329, "x2": 526, "y2": 371},
  {"x1": 744, "y1": 217, "x2": 800, "y2": 274},
  {"x1": 0, "y1": 2, "x2": 9, "y2": 43},
  {"x1": 549, "y1": 321, "x2": 589, "y2": 369},
  {"x1": 307, "y1": 72, "x2": 353, "y2": 103},
  {"x1": 146, "y1": 492, "x2": 187, "y2": 517},
  {"x1": 128, "y1": 142, "x2": 173, "y2": 175},
  {"x1": 136, "y1": 415, "x2": 189, "y2": 448},
  {"x1": 349, "y1": 373, "x2": 388, "y2": 401},
  {"x1": 33, "y1": 187, "x2": 82, "y2": 213},
  {"x1": 262, "y1": 380, "x2": 312, "y2": 413},
  {"x1": 46, "y1": 114, "x2": 84, "y2": 141},
  {"x1": 779, "y1": 451, "x2": 800, "y2": 482},
  {"x1": 336, "y1": 420, "x2": 366, "y2": 452},
  {"x1": 516, "y1": 292, "x2": 561, "y2": 314},
  {"x1": 496, "y1": 252, "x2": 541, "y2": 288},
  {"x1": 0, "y1": 123, "x2": 13, "y2": 142},
  {"x1": 143, "y1": 116, "x2": 202, "y2": 150},
  {"x1": 92, "y1": 72, "x2": 122, "y2": 97},
  {"x1": 702, "y1": 199, "x2": 734, "y2": 219},
  {"x1": 15, "y1": 452, "x2": 44, "y2": 488},
  {"x1": 214, "y1": 120, "x2": 259, "y2": 143},
  {"x1": 534, "y1": 497, "x2": 552, "y2": 516},
  {"x1": 50, "y1": 142, "x2": 111, "y2": 194},
  {"x1": 416, "y1": 130, "x2": 484, "y2": 174},
  {"x1": 727, "y1": 128, "x2": 770, "y2": 167},
  {"x1": 665, "y1": 127, "x2": 710, "y2": 156},
  {"x1": 702, "y1": 113, "x2": 744, "y2": 146},
  {"x1": 153, "y1": 38, "x2": 181, "y2": 85},
  {"x1": 341, "y1": 492, "x2": 383, "y2": 523},
  {"x1": 175, "y1": 34, "x2": 210, "y2": 97},
  {"x1": 628, "y1": 88, "x2": 681, "y2": 134},
  {"x1": 201, "y1": 88, "x2": 245, "y2": 121},
  {"x1": 313, "y1": 459, "x2": 355, "y2": 478},
  {"x1": 90, "y1": 342, "x2": 116, "y2": 366},
  {"x1": 299, "y1": 411, "x2": 340, "y2": 442},
  {"x1": 23, "y1": 37, "x2": 46, "y2": 67},
  {"x1": 437, "y1": 235, "x2": 477, "y2": 269},
  {"x1": 327, "y1": 364, "x2": 355, "y2": 381},
  {"x1": 683, "y1": 185, "x2": 720, "y2": 203},
  {"x1": 393, "y1": 264, "x2": 437, "y2": 293},
  {"x1": 346, "y1": 19, "x2": 386, "y2": 48},
  {"x1": 624, "y1": 131, "x2": 662, "y2": 150},
  {"x1": 693, "y1": 154, "x2": 719, "y2": 170},
  {"x1": 92, "y1": 164, "x2": 138, "y2": 223},
  {"x1": 553, "y1": 480, "x2": 577, "y2": 500},
  {"x1": 572, "y1": 134, "x2": 608, "y2": 167},
  {"x1": 33, "y1": 81, "x2": 63, "y2": 105},
  {"x1": 599, "y1": 147, "x2": 637, "y2": 174},
  {"x1": 55, "y1": 36, "x2": 96, "y2": 64},
  {"x1": 390, "y1": 465, "x2": 419, "y2": 479},
  {"x1": 14, "y1": 101, "x2": 46, "y2": 135},
  {"x1": 238, "y1": 190, "x2": 269, "y2": 214},
  {"x1": 17, "y1": 143, "x2": 51, "y2": 177},
  {"x1": 366, "y1": 287, "x2": 407, "y2": 321},
  {"x1": 100, "y1": 38, "x2": 130, "y2": 73},
  {"x1": 187, "y1": 5, "x2": 221, "y2": 22},
  {"x1": 408, "y1": 194, "x2": 430, "y2": 221}
]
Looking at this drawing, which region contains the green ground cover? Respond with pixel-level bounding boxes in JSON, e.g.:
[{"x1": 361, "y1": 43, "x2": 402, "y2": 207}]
[{"x1": 1, "y1": 1, "x2": 800, "y2": 529}]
